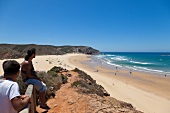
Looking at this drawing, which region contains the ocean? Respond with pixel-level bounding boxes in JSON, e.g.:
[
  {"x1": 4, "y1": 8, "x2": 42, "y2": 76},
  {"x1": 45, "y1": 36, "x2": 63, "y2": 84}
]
[{"x1": 93, "y1": 52, "x2": 170, "y2": 76}]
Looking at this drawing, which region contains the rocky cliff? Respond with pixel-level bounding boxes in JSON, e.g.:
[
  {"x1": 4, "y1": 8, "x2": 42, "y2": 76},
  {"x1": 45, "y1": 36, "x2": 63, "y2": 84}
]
[
  {"x1": 0, "y1": 44, "x2": 100, "y2": 59},
  {"x1": 17, "y1": 66, "x2": 142, "y2": 112},
  {"x1": 30, "y1": 67, "x2": 142, "y2": 113}
]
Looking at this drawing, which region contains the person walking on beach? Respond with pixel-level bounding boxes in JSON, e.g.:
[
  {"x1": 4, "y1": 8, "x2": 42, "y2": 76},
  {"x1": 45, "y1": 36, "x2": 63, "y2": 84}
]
[
  {"x1": 21, "y1": 48, "x2": 49, "y2": 110},
  {"x1": 130, "y1": 70, "x2": 132, "y2": 74},
  {"x1": 0, "y1": 60, "x2": 30, "y2": 113}
]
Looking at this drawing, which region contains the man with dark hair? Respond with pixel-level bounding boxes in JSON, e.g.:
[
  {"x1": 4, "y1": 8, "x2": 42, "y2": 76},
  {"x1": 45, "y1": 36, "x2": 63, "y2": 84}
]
[
  {"x1": 21, "y1": 48, "x2": 49, "y2": 110},
  {"x1": 0, "y1": 60, "x2": 30, "y2": 113}
]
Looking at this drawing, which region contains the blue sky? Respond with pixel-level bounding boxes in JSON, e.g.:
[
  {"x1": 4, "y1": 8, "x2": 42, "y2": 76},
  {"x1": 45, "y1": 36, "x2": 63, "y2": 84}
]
[{"x1": 0, "y1": 0, "x2": 170, "y2": 52}]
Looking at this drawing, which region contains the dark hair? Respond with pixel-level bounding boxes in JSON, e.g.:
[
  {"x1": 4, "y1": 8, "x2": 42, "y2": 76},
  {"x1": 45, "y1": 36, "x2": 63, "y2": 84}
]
[
  {"x1": 25, "y1": 48, "x2": 36, "y2": 60},
  {"x1": 3, "y1": 60, "x2": 20, "y2": 76}
]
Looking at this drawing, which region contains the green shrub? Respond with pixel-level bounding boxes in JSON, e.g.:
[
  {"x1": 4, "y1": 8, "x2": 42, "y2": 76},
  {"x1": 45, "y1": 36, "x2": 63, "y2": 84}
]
[
  {"x1": 47, "y1": 71, "x2": 58, "y2": 77},
  {"x1": 17, "y1": 66, "x2": 68, "y2": 100},
  {"x1": 48, "y1": 66, "x2": 63, "y2": 73},
  {"x1": 17, "y1": 75, "x2": 27, "y2": 95},
  {"x1": 72, "y1": 68, "x2": 110, "y2": 97},
  {"x1": 61, "y1": 74, "x2": 68, "y2": 84}
]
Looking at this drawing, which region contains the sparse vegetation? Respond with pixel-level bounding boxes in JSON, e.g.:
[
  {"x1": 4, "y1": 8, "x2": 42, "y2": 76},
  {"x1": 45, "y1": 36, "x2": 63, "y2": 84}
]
[
  {"x1": 72, "y1": 68, "x2": 110, "y2": 97},
  {"x1": 61, "y1": 74, "x2": 68, "y2": 84},
  {"x1": 17, "y1": 66, "x2": 142, "y2": 113},
  {"x1": 47, "y1": 66, "x2": 63, "y2": 74},
  {"x1": 0, "y1": 44, "x2": 100, "y2": 59},
  {"x1": 17, "y1": 67, "x2": 68, "y2": 99}
]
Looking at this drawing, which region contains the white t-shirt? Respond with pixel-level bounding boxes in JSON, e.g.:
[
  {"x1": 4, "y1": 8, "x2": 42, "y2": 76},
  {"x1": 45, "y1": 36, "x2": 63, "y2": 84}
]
[{"x1": 0, "y1": 79, "x2": 21, "y2": 113}]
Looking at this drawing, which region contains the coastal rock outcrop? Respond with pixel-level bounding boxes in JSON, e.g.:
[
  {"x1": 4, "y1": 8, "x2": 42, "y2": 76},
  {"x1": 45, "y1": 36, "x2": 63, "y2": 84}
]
[{"x1": 42, "y1": 68, "x2": 142, "y2": 113}]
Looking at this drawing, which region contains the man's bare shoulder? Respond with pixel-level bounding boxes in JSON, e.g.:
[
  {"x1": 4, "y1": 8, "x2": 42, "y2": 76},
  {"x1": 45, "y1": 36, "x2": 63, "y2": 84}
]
[{"x1": 21, "y1": 61, "x2": 30, "y2": 66}]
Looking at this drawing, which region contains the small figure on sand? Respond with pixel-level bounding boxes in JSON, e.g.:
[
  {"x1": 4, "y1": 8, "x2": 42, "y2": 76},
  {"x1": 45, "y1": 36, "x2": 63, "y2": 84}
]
[
  {"x1": 165, "y1": 74, "x2": 166, "y2": 77},
  {"x1": 115, "y1": 73, "x2": 116, "y2": 75},
  {"x1": 96, "y1": 70, "x2": 98, "y2": 72},
  {"x1": 130, "y1": 70, "x2": 132, "y2": 74},
  {"x1": 94, "y1": 70, "x2": 98, "y2": 72}
]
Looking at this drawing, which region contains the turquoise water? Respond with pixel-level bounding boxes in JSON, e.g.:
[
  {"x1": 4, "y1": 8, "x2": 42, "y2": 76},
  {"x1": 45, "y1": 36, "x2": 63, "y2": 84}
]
[{"x1": 95, "y1": 52, "x2": 170, "y2": 75}]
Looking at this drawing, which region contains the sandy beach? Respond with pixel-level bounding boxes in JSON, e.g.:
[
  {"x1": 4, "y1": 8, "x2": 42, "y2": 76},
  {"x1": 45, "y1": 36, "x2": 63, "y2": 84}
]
[
  {"x1": 68, "y1": 54, "x2": 170, "y2": 113},
  {"x1": 0, "y1": 54, "x2": 170, "y2": 113},
  {"x1": 0, "y1": 54, "x2": 76, "y2": 75}
]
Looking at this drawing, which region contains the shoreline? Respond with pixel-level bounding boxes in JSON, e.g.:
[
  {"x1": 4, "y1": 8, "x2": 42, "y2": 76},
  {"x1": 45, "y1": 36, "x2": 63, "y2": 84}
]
[
  {"x1": 68, "y1": 54, "x2": 170, "y2": 113},
  {"x1": 97, "y1": 52, "x2": 170, "y2": 76},
  {"x1": 88, "y1": 55, "x2": 170, "y2": 77},
  {"x1": 0, "y1": 54, "x2": 170, "y2": 113},
  {"x1": 81, "y1": 55, "x2": 170, "y2": 100}
]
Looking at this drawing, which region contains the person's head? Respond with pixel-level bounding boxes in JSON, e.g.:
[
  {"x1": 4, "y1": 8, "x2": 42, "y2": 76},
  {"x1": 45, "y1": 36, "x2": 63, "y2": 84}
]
[
  {"x1": 3, "y1": 60, "x2": 20, "y2": 80},
  {"x1": 25, "y1": 48, "x2": 36, "y2": 61}
]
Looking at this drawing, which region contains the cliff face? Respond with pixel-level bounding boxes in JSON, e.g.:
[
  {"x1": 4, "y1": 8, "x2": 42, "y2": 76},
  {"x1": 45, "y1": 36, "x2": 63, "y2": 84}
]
[
  {"x1": 17, "y1": 66, "x2": 142, "y2": 113},
  {"x1": 36, "y1": 68, "x2": 142, "y2": 113},
  {"x1": 0, "y1": 44, "x2": 100, "y2": 59}
]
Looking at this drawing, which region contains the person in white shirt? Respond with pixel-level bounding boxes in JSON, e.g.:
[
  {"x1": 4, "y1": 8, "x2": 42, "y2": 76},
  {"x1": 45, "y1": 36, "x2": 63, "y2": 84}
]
[{"x1": 0, "y1": 60, "x2": 30, "y2": 113}]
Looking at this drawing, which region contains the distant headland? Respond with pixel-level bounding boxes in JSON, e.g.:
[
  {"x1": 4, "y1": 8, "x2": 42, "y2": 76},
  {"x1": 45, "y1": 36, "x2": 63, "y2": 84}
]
[{"x1": 0, "y1": 44, "x2": 100, "y2": 59}]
